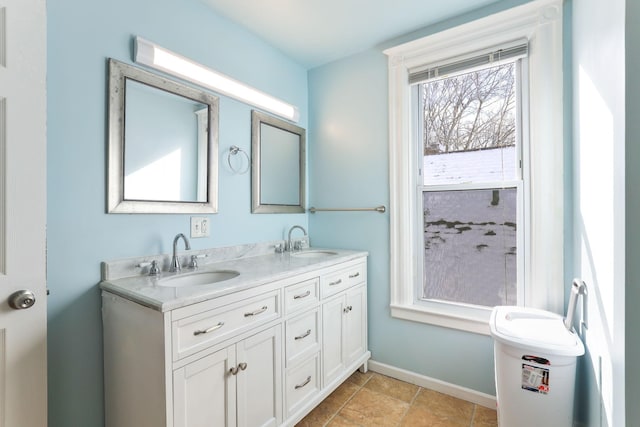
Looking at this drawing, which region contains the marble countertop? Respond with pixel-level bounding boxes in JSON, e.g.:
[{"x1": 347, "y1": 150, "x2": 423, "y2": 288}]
[{"x1": 100, "y1": 247, "x2": 367, "y2": 312}]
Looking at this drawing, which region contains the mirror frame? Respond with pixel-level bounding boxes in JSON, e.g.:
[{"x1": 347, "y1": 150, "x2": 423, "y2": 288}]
[
  {"x1": 107, "y1": 58, "x2": 219, "y2": 213},
  {"x1": 251, "y1": 110, "x2": 306, "y2": 214}
]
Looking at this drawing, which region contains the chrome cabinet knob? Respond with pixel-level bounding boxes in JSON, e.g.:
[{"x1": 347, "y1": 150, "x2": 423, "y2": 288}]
[{"x1": 8, "y1": 290, "x2": 36, "y2": 310}]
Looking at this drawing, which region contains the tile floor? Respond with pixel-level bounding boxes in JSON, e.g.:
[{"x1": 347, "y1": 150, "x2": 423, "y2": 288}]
[{"x1": 296, "y1": 371, "x2": 498, "y2": 427}]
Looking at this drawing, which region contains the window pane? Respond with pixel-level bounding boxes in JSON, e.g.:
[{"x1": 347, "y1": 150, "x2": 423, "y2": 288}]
[
  {"x1": 422, "y1": 189, "x2": 517, "y2": 307},
  {"x1": 422, "y1": 62, "x2": 517, "y2": 185}
]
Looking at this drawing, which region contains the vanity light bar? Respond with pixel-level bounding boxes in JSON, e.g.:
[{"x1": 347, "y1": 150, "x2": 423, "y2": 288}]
[{"x1": 134, "y1": 36, "x2": 300, "y2": 123}]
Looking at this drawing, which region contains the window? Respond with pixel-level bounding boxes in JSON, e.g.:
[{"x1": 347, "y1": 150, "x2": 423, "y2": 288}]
[
  {"x1": 418, "y1": 58, "x2": 524, "y2": 310},
  {"x1": 385, "y1": 0, "x2": 564, "y2": 334}
]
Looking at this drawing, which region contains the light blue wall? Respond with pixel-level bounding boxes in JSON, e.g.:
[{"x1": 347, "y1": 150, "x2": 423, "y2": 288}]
[
  {"x1": 308, "y1": 0, "x2": 575, "y2": 397},
  {"x1": 47, "y1": 0, "x2": 307, "y2": 425},
  {"x1": 626, "y1": 0, "x2": 640, "y2": 424}
]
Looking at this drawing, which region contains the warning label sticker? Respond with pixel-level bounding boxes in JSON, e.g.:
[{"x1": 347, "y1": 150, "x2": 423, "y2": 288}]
[{"x1": 521, "y1": 363, "x2": 549, "y2": 394}]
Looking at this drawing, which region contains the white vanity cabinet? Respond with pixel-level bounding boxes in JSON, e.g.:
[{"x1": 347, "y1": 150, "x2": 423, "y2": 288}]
[{"x1": 102, "y1": 252, "x2": 369, "y2": 427}]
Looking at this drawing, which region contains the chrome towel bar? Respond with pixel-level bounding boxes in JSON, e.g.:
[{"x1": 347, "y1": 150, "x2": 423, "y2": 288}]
[{"x1": 308, "y1": 205, "x2": 386, "y2": 213}]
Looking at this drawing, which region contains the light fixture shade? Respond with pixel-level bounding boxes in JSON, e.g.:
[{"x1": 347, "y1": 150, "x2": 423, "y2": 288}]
[{"x1": 134, "y1": 36, "x2": 300, "y2": 123}]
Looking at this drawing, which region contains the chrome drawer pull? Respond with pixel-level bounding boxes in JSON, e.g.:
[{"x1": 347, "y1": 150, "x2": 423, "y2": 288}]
[
  {"x1": 244, "y1": 305, "x2": 268, "y2": 317},
  {"x1": 343, "y1": 306, "x2": 353, "y2": 314},
  {"x1": 294, "y1": 329, "x2": 312, "y2": 340},
  {"x1": 193, "y1": 321, "x2": 224, "y2": 336},
  {"x1": 328, "y1": 279, "x2": 342, "y2": 286},
  {"x1": 294, "y1": 376, "x2": 312, "y2": 390},
  {"x1": 293, "y1": 290, "x2": 311, "y2": 300},
  {"x1": 349, "y1": 272, "x2": 360, "y2": 279}
]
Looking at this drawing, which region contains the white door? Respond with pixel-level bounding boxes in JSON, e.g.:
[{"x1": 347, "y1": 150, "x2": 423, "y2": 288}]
[
  {"x1": 236, "y1": 326, "x2": 282, "y2": 427},
  {"x1": 0, "y1": 0, "x2": 48, "y2": 425},
  {"x1": 321, "y1": 296, "x2": 345, "y2": 386},
  {"x1": 344, "y1": 285, "x2": 366, "y2": 367},
  {"x1": 173, "y1": 346, "x2": 237, "y2": 427}
]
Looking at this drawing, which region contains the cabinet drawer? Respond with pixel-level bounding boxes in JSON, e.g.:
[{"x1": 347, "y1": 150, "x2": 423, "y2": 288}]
[
  {"x1": 172, "y1": 290, "x2": 280, "y2": 361},
  {"x1": 284, "y1": 278, "x2": 319, "y2": 315},
  {"x1": 320, "y1": 262, "x2": 365, "y2": 299},
  {"x1": 285, "y1": 309, "x2": 320, "y2": 367},
  {"x1": 285, "y1": 354, "x2": 320, "y2": 417}
]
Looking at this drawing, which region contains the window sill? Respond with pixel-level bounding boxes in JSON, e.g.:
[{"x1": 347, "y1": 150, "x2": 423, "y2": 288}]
[{"x1": 390, "y1": 303, "x2": 491, "y2": 335}]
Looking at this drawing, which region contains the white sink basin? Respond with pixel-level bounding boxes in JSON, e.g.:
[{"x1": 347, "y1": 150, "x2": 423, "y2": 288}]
[
  {"x1": 291, "y1": 250, "x2": 338, "y2": 259},
  {"x1": 158, "y1": 270, "x2": 239, "y2": 287}
]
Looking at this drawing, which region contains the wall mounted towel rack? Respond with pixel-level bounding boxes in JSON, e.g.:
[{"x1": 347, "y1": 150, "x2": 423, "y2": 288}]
[
  {"x1": 308, "y1": 205, "x2": 386, "y2": 214},
  {"x1": 227, "y1": 145, "x2": 250, "y2": 174}
]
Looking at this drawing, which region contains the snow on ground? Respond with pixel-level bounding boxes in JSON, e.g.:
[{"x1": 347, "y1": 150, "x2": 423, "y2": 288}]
[
  {"x1": 421, "y1": 147, "x2": 518, "y2": 307},
  {"x1": 424, "y1": 145, "x2": 516, "y2": 184}
]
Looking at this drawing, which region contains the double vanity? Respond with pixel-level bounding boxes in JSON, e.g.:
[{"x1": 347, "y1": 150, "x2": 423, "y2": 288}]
[
  {"x1": 100, "y1": 240, "x2": 370, "y2": 427},
  {"x1": 103, "y1": 45, "x2": 368, "y2": 427}
]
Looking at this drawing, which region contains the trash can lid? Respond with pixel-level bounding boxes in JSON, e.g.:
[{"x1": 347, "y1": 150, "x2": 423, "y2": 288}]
[{"x1": 490, "y1": 306, "x2": 585, "y2": 356}]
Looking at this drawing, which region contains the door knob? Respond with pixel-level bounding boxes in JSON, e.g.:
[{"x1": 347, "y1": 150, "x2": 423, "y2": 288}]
[{"x1": 8, "y1": 290, "x2": 36, "y2": 310}]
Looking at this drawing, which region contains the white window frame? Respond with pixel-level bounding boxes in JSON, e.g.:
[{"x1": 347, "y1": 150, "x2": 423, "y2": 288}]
[{"x1": 384, "y1": 0, "x2": 564, "y2": 335}]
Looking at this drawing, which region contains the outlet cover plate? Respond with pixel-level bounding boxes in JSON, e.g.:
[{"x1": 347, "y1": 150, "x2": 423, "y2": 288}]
[{"x1": 190, "y1": 216, "x2": 209, "y2": 238}]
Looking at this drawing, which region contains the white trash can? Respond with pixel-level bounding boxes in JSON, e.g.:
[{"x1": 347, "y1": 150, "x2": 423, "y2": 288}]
[{"x1": 490, "y1": 306, "x2": 584, "y2": 427}]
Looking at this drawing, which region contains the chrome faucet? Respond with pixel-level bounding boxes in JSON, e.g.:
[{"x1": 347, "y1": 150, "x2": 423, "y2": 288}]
[
  {"x1": 170, "y1": 233, "x2": 191, "y2": 272},
  {"x1": 287, "y1": 225, "x2": 307, "y2": 252}
]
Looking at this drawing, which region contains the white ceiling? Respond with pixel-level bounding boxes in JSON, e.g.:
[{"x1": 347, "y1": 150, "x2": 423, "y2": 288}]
[{"x1": 201, "y1": 0, "x2": 502, "y2": 69}]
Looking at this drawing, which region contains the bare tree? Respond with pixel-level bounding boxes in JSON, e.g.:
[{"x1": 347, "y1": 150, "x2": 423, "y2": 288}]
[{"x1": 423, "y1": 63, "x2": 516, "y2": 155}]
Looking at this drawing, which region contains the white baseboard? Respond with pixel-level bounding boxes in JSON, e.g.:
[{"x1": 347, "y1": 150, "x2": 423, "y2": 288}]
[{"x1": 367, "y1": 360, "x2": 497, "y2": 409}]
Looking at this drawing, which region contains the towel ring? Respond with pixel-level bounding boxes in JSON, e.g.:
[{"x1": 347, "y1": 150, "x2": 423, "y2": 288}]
[{"x1": 227, "y1": 145, "x2": 250, "y2": 174}]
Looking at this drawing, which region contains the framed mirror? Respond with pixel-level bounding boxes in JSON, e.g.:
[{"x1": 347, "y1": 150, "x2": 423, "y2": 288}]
[
  {"x1": 107, "y1": 59, "x2": 219, "y2": 213},
  {"x1": 251, "y1": 110, "x2": 306, "y2": 213}
]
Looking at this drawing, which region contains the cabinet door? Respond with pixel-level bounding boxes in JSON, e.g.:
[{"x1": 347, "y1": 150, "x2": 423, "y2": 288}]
[
  {"x1": 322, "y1": 295, "x2": 345, "y2": 386},
  {"x1": 236, "y1": 325, "x2": 282, "y2": 427},
  {"x1": 173, "y1": 346, "x2": 237, "y2": 427},
  {"x1": 344, "y1": 285, "x2": 366, "y2": 366}
]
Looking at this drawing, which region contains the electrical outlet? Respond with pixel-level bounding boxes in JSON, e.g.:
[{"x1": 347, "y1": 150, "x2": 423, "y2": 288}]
[{"x1": 190, "y1": 216, "x2": 210, "y2": 238}]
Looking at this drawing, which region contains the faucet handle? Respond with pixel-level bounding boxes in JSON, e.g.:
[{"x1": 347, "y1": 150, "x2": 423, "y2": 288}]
[
  {"x1": 137, "y1": 260, "x2": 161, "y2": 276},
  {"x1": 190, "y1": 254, "x2": 207, "y2": 269},
  {"x1": 149, "y1": 260, "x2": 161, "y2": 275}
]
